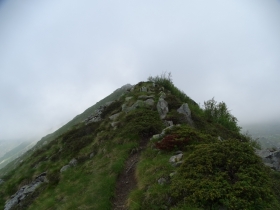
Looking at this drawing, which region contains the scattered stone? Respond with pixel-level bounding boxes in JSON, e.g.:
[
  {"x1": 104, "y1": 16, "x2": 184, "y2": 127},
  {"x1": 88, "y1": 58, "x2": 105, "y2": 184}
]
[
  {"x1": 169, "y1": 153, "x2": 183, "y2": 163},
  {"x1": 159, "y1": 91, "x2": 166, "y2": 99},
  {"x1": 158, "y1": 177, "x2": 167, "y2": 185},
  {"x1": 109, "y1": 112, "x2": 120, "y2": 121},
  {"x1": 4, "y1": 172, "x2": 47, "y2": 210},
  {"x1": 124, "y1": 100, "x2": 144, "y2": 113},
  {"x1": 169, "y1": 172, "x2": 177, "y2": 177},
  {"x1": 161, "y1": 125, "x2": 174, "y2": 135},
  {"x1": 151, "y1": 134, "x2": 163, "y2": 140},
  {"x1": 83, "y1": 105, "x2": 107, "y2": 124},
  {"x1": 157, "y1": 98, "x2": 169, "y2": 119},
  {"x1": 69, "y1": 158, "x2": 78, "y2": 167},
  {"x1": 145, "y1": 99, "x2": 155, "y2": 107},
  {"x1": 140, "y1": 86, "x2": 148, "y2": 92},
  {"x1": 111, "y1": 121, "x2": 119, "y2": 128},
  {"x1": 60, "y1": 165, "x2": 71, "y2": 172},
  {"x1": 138, "y1": 95, "x2": 155, "y2": 99},
  {"x1": 89, "y1": 153, "x2": 95, "y2": 159},
  {"x1": 164, "y1": 120, "x2": 173, "y2": 127},
  {"x1": 177, "y1": 103, "x2": 194, "y2": 125},
  {"x1": 121, "y1": 104, "x2": 128, "y2": 112}
]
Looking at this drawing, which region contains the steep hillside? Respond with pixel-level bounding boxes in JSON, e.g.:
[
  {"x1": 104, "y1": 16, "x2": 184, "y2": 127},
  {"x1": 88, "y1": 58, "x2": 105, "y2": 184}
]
[
  {"x1": 0, "y1": 84, "x2": 131, "y2": 177},
  {"x1": 1, "y1": 76, "x2": 280, "y2": 210}
]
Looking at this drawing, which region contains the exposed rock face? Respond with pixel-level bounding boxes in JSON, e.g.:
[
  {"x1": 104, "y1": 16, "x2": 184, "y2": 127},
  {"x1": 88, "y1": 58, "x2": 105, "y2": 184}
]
[
  {"x1": 140, "y1": 86, "x2": 148, "y2": 92},
  {"x1": 255, "y1": 149, "x2": 280, "y2": 171},
  {"x1": 177, "y1": 103, "x2": 193, "y2": 125},
  {"x1": 83, "y1": 105, "x2": 105, "y2": 124},
  {"x1": 123, "y1": 100, "x2": 145, "y2": 113},
  {"x1": 138, "y1": 95, "x2": 154, "y2": 100},
  {"x1": 145, "y1": 99, "x2": 154, "y2": 107},
  {"x1": 157, "y1": 98, "x2": 169, "y2": 119},
  {"x1": 4, "y1": 172, "x2": 47, "y2": 210},
  {"x1": 109, "y1": 113, "x2": 120, "y2": 121}
]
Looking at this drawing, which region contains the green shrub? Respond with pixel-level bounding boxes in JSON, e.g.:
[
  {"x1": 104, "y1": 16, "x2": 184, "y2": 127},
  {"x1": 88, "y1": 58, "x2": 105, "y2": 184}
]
[
  {"x1": 122, "y1": 108, "x2": 164, "y2": 138},
  {"x1": 171, "y1": 140, "x2": 276, "y2": 209},
  {"x1": 203, "y1": 98, "x2": 241, "y2": 132},
  {"x1": 155, "y1": 134, "x2": 189, "y2": 151}
]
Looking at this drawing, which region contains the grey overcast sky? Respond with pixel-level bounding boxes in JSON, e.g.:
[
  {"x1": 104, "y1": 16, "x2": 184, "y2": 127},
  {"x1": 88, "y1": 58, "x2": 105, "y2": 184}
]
[{"x1": 0, "y1": 0, "x2": 280, "y2": 141}]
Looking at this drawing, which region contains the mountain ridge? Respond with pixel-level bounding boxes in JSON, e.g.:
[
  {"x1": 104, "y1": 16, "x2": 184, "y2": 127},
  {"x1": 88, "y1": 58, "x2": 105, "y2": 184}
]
[{"x1": 1, "y1": 75, "x2": 280, "y2": 210}]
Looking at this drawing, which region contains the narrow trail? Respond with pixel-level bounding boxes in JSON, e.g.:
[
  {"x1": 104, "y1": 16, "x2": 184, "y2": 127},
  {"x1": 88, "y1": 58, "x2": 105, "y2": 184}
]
[{"x1": 112, "y1": 137, "x2": 149, "y2": 210}]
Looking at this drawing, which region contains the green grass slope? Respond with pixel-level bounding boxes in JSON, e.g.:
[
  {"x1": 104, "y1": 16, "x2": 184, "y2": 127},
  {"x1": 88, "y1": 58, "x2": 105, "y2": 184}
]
[{"x1": 1, "y1": 75, "x2": 280, "y2": 210}]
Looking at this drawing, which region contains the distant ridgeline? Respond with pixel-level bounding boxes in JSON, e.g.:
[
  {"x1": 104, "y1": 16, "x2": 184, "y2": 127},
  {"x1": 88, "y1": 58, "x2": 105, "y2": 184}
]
[{"x1": 1, "y1": 74, "x2": 280, "y2": 210}]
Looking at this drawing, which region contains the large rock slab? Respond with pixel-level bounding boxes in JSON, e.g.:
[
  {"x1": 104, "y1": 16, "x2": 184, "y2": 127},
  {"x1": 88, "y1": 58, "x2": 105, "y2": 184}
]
[
  {"x1": 157, "y1": 98, "x2": 169, "y2": 119},
  {"x1": 177, "y1": 103, "x2": 194, "y2": 125},
  {"x1": 4, "y1": 172, "x2": 47, "y2": 210}
]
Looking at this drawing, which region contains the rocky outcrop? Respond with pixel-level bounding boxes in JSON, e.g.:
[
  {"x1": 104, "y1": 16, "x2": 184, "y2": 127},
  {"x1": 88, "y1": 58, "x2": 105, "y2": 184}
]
[
  {"x1": 4, "y1": 172, "x2": 47, "y2": 210},
  {"x1": 138, "y1": 95, "x2": 154, "y2": 100},
  {"x1": 145, "y1": 99, "x2": 154, "y2": 107},
  {"x1": 109, "y1": 113, "x2": 121, "y2": 121},
  {"x1": 83, "y1": 106, "x2": 105, "y2": 124},
  {"x1": 140, "y1": 86, "x2": 148, "y2": 92},
  {"x1": 60, "y1": 158, "x2": 78, "y2": 173},
  {"x1": 0, "y1": 179, "x2": 4, "y2": 185},
  {"x1": 157, "y1": 98, "x2": 169, "y2": 119},
  {"x1": 177, "y1": 103, "x2": 193, "y2": 125},
  {"x1": 255, "y1": 149, "x2": 280, "y2": 171}
]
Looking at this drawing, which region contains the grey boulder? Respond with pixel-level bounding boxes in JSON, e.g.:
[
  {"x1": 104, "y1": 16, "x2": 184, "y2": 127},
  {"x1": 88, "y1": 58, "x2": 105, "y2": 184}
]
[
  {"x1": 157, "y1": 98, "x2": 169, "y2": 119},
  {"x1": 177, "y1": 103, "x2": 194, "y2": 125}
]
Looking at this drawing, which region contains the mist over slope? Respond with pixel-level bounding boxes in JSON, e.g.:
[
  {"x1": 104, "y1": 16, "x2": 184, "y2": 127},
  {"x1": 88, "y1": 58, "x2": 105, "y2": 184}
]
[
  {"x1": 242, "y1": 121, "x2": 280, "y2": 149},
  {"x1": 1, "y1": 76, "x2": 280, "y2": 210}
]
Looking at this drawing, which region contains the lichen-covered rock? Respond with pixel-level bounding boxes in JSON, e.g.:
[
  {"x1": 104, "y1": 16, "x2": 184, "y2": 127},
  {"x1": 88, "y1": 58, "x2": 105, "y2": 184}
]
[
  {"x1": 158, "y1": 177, "x2": 167, "y2": 185},
  {"x1": 138, "y1": 95, "x2": 155, "y2": 100},
  {"x1": 145, "y1": 99, "x2": 155, "y2": 107},
  {"x1": 177, "y1": 103, "x2": 193, "y2": 125},
  {"x1": 140, "y1": 86, "x2": 148, "y2": 92},
  {"x1": 109, "y1": 112, "x2": 120, "y2": 121},
  {"x1": 4, "y1": 172, "x2": 47, "y2": 210},
  {"x1": 169, "y1": 153, "x2": 183, "y2": 163},
  {"x1": 60, "y1": 165, "x2": 71, "y2": 172},
  {"x1": 157, "y1": 98, "x2": 169, "y2": 119},
  {"x1": 69, "y1": 158, "x2": 78, "y2": 167}
]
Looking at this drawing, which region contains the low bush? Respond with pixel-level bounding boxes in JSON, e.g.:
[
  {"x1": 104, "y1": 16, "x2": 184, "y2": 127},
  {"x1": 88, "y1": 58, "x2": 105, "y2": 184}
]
[
  {"x1": 155, "y1": 134, "x2": 189, "y2": 151},
  {"x1": 170, "y1": 140, "x2": 278, "y2": 209}
]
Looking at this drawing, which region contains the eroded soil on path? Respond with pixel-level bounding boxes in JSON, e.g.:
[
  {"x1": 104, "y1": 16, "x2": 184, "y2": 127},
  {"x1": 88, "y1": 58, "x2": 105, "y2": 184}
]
[{"x1": 112, "y1": 137, "x2": 149, "y2": 210}]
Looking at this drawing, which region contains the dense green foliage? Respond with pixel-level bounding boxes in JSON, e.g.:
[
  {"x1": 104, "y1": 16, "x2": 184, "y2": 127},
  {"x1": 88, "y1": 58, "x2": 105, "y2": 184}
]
[
  {"x1": 204, "y1": 98, "x2": 241, "y2": 132},
  {"x1": 171, "y1": 140, "x2": 276, "y2": 209}
]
